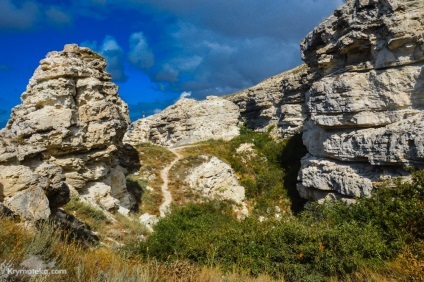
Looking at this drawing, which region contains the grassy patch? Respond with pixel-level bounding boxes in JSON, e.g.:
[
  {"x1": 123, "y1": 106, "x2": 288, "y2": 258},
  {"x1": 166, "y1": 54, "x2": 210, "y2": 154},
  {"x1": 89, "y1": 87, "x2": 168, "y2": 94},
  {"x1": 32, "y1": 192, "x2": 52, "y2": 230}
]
[
  {"x1": 131, "y1": 143, "x2": 176, "y2": 215},
  {"x1": 63, "y1": 198, "x2": 148, "y2": 247},
  {"x1": 63, "y1": 198, "x2": 108, "y2": 230},
  {"x1": 168, "y1": 155, "x2": 210, "y2": 206}
]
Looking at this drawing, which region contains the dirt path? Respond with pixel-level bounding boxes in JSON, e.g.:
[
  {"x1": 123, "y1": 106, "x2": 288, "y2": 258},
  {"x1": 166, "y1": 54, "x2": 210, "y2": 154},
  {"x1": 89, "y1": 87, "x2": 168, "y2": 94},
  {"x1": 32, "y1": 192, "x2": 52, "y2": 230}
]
[{"x1": 158, "y1": 145, "x2": 197, "y2": 218}]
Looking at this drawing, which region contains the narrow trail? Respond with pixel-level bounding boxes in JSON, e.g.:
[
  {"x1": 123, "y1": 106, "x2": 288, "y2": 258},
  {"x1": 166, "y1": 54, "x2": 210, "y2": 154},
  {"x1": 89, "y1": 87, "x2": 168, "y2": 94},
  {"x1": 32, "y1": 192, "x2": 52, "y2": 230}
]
[{"x1": 159, "y1": 145, "x2": 197, "y2": 218}]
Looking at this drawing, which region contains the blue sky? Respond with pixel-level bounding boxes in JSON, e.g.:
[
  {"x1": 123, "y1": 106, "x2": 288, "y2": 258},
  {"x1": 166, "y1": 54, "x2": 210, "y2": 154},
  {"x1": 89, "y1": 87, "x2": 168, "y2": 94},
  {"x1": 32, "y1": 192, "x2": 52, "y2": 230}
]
[{"x1": 0, "y1": 0, "x2": 343, "y2": 127}]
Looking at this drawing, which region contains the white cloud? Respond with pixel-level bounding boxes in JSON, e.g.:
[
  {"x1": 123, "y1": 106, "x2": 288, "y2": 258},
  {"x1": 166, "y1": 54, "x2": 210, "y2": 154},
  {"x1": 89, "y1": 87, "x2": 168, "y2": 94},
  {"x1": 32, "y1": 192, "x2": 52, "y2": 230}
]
[
  {"x1": 128, "y1": 32, "x2": 155, "y2": 70},
  {"x1": 83, "y1": 36, "x2": 128, "y2": 82},
  {"x1": 153, "y1": 108, "x2": 162, "y2": 114},
  {"x1": 172, "y1": 56, "x2": 203, "y2": 72},
  {"x1": 178, "y1": 91, "x2": 191, "y2": 100},
  {"x1": 101, "y1": 37, "x2": 121, "y2": 51}
]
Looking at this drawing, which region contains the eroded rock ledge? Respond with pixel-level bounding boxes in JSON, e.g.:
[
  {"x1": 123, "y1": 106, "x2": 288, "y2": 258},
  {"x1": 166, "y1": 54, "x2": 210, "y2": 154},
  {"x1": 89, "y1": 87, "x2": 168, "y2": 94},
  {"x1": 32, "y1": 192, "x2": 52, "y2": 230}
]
[
  {"x1": 0, "y1": 44, "x2": 135, "y2": 220},
  {"x1": 298, "y1": 0, "x2": 424, "y2": 201},
  {"x1": 225, "y1": 64, "x2": 309, "y2": 139},
  {"x1": 124, "y1": 96, "x2": 241, "y2": 147}
]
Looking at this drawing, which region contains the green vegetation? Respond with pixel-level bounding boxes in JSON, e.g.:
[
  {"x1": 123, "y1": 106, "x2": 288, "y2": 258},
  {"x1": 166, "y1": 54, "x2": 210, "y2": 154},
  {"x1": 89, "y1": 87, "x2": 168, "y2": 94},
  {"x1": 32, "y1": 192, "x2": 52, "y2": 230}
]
[
  {"x1": 131, "y1": 143, "x2": 176, "y2": 215},
  {"x1": 2, "y1": 130, "x2": 422, "y2": 281},
  {"x1": 176, "y1": 126, "x2": 307, "y2": 215},
  {"x1": 0, "y1": 215, "x2": 276, "y2": 281},
  {"x1": 140, "y1": 170, "x2": 424, "y2": 281}
]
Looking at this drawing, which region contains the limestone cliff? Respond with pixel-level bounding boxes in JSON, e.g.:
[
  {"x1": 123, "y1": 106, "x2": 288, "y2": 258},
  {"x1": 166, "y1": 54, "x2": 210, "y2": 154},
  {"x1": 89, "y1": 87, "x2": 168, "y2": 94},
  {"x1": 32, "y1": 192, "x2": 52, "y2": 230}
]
[
  {"x1": 297, "y1": 0, "x2": 424, "y2": 201},
  {"x1": 226, "y1": 64, "x2": 309, "y2": 138},
  {"x1": 124, "y1": 96, "x2": 241, "y2": 147},
  {"x1": 0, "y1": 44, "x2": 135, "y2": 219}
]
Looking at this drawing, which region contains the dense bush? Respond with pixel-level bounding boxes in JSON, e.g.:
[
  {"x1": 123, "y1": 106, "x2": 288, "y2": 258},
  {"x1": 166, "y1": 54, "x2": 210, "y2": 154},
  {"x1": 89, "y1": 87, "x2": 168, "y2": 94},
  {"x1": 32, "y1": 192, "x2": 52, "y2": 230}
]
[
  {"x1": 225, "y1": 126, "x2": 303, "y2": 214},
  {"x1": 141, "y1": 171, "x2": 424, "y2": 281}
]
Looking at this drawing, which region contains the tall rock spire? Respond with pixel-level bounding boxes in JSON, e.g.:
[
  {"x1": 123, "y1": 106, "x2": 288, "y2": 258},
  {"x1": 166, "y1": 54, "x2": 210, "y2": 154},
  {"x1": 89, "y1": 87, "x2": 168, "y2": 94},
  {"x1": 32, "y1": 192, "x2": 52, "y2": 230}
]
[{"x1": 0, "y1": 44, "x2": 135, "y2": 220}]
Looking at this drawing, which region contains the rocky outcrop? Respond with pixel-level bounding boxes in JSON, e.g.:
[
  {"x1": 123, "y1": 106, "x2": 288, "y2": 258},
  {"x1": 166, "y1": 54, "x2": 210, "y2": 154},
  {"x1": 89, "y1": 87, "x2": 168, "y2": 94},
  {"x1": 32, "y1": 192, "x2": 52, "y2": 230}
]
[
  {"x1": 226, "y1": 65, "x2": 309, "y2": 138},
  {"x1": 184, "y1": 155, "x2": 248, "y2": 216},
  {"x1": 297, "y1": 0, "x2": 424, "y2": 201},
  {"x1": 124, "y1": 96, "x2": 241, "y2": 147},
  {"x1": 0, "y1": 44, "x2": 135, "y2": 219}
]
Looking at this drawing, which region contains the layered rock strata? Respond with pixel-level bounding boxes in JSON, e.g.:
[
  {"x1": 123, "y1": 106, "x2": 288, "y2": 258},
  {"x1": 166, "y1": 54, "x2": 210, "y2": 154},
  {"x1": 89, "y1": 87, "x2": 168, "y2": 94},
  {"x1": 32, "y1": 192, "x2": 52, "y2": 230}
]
[
  {"x1": 226, "y1": 65, "x2": 309, "y2": 138},
  {"x1": 0, "y1": 44, "x2": 135, "y2": 219},
  {"x1": 124, "y1": 96, "x2": 241, "y2": 147},
  {"x1": 298, "y1": 0, "x2": 424, "y2": 201}
]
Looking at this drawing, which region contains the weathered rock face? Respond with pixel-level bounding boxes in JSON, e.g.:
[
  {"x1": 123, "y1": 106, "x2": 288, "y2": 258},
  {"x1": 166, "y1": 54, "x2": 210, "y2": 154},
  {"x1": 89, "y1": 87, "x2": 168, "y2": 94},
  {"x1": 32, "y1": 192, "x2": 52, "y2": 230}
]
[
  {"x1": 226, "y1": 65, "x2": 309, "y2": 138},
  {"x1": 301, "y1": 0, "x2": 424, "y2": 75},
  {"x1": 185, "y1": 156, "x2": 246, "y2": 204},
  {"x1": 124, "y1": 96, "x2": 241, "y2": 147},
  {"x1": 298, "y1": 0, "x2": 424, "y2": 201},
  {"x1": 184, "y1": 155, "x2": 248, "y2": 216},
  {"x1": 0, "y1": 44, "x2": 134, "y2": 219}
]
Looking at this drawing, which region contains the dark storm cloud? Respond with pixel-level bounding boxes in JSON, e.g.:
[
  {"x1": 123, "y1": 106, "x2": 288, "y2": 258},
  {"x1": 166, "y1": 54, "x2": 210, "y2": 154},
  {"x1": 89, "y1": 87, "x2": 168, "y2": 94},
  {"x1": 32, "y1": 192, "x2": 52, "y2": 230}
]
[
  {"x1": 0, "y1": 0, "x2": 40, "y2": 30},
  {"x1": 5, "y1": 0, "x2": 344, "y2": 99},
  {"x1": 0, "y1": 1, "x2": 73, "y2": 30},
  {"x1": 142, "y1": 21, "x2": 302, "y2": 98},
  {"x1": 134, "y1": 0, "x2": 343, "y2": 40},
  {"x1": 120, "y1": 0, "x2": 343, "y2": 97}
]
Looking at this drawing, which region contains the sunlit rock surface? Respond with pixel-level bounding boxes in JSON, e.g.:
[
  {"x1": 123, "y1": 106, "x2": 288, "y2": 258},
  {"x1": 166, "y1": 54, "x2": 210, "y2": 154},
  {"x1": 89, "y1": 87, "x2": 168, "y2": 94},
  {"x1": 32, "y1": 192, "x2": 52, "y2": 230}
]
[{"x1": 0, "y1": 44, "x2": 134, "y2": 219}]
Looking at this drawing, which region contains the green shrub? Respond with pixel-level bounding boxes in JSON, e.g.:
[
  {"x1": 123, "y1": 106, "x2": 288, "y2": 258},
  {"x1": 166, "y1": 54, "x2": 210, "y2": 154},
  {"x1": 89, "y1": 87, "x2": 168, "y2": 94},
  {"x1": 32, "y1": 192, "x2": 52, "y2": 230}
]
[{"x1": 141, "y1": 171, "x2": 424, "y2": 281}]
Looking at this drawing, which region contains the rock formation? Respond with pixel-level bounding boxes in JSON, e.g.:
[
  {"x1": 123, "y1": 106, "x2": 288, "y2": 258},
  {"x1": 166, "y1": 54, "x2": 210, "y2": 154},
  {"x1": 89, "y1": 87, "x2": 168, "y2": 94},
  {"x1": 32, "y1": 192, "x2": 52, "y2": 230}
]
[
  {"x1": 184, "y1": 155, "x2": 248, "y2": 216},
  {"x1": 297, "y1": 0, "x2": 424, "y2": 201},
  {"x1": 226, "y1": 65, "x2": 309, "y2": 138},
  {"x1": 0, "y1": 44, "x2": 135, "y2": 219},
  {"x1": 124, "y1": 96, "x2": 241, "y2": 147},
  {"x1": 122, "y1": 0, "x2": 423, "y2": 204},
  {"x1": 185, "y1": 156, "x2": 246, "y2": 203}
]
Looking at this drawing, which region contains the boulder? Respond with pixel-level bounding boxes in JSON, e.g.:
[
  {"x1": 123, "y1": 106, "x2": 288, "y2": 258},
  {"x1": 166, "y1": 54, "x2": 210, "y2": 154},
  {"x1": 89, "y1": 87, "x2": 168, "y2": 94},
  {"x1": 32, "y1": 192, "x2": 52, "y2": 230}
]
[{"x1": 184, "y1": 155, "x2": 248, "y2": 215}]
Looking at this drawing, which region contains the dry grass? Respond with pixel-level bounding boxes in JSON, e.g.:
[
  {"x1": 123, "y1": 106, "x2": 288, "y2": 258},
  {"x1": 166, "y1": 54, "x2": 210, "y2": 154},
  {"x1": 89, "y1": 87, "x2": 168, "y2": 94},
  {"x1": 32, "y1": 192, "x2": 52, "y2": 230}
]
[
  {"x1": 328, "y1": 247, "x2": 424, "y2": 282},
  {"x1": 167, "y1": 141, "x2": 234, "y2": 209},
  {"x1": 168, "y1": 154, "x2": 208, "y2": 207},
  {"x1": 132, "y1": 143, "x2": 176, "y2": 215},
  {"x1": 63, "y1": 198, "x2": 148, "y2": 247},
  {"x1": 178, "y1": 140, "x2": 232, "y2": 162},
  {"x1": 0, "y1": 215, "x2": 280, "y2": 282}
]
